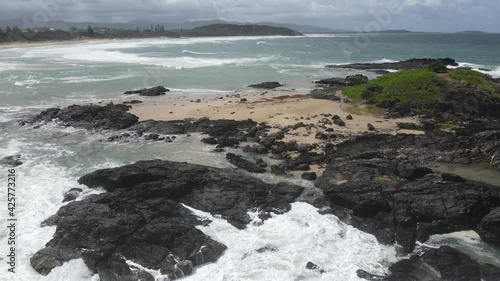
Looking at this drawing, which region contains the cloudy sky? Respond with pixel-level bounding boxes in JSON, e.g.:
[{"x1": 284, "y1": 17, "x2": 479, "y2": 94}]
[{"x1": 0, "y1": 0, "x2": 499, "y2": 32}]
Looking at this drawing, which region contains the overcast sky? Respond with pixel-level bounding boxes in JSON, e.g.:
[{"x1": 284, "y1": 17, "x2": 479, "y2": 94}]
[{"x1": 0, "y1": 0, "x2": 499, "y2": 32}]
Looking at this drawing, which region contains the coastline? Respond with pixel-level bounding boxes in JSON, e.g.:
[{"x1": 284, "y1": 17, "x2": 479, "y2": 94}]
[
  {"x1": 128, "y1": 88, "x2": 420, "y2": 136},
  {"x1": 3, "y1": 46, "x2": 500, "y2": 280},
  {"x1": 0, "y1": 37, "x2": 173, "y2": 50}
]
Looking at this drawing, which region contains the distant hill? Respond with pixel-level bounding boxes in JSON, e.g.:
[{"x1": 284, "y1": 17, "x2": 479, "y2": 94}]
[
  {"x1": 0, "y1": 18, "x2": 340, "y2": 33},
  {"x1": 455, "y1": 31, "x2": 488, "y2": 34},
  {"x1": 0, "y1": 23, "x2": 302, "y2": 44},
  {"x1": 187, "y1": 24, "x2": 302, "y2": 36}
]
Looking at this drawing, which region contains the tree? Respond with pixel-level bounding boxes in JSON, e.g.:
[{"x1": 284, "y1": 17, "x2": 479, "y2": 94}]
[
  {"x1": 6, "y1": 26, "x2": 12, "y2": 33},
  {"x1": 87, "y1": 25, "x2": 94, "y2": 37},
  {"x1": 0, "y1": 27, "x2": 4, "y2": 33}
]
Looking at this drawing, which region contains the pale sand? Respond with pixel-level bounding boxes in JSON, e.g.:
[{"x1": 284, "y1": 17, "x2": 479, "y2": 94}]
[{"x1": 129, "y1": 89, "x2": 423, "y2": 142}]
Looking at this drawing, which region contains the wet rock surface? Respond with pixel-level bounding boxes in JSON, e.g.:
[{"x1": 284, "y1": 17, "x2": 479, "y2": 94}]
[
  {"x1": 358, "y1": 246, "x2": 500, "y2": 281},
  {"x1": 25, "y1": 103, "x2": 139, "y2": 130},
  {"x1": 316, "y1": 132, "x2": 500, "y2": 253},
  {"x1": 32, "y1": 160, "x2": 304, "y2": 280},
  {"x1": 327, "y1": 58, "x2": 458, "y2": 71},
  {"x1": 0, "y1": 154, "x2": 23, "y2": 167},
  {"x1": 314, "y1": 74, "x2": 369, "y2": 87},
  {"x1": 123, "y1": 86, "x2": 170, "y2": 96},
  {"x1": 226, "y1": 153, "x2": 266, "y2": 174},
  {"x1": 247, "y1": 82, "x2": 283, "y2": 89}
]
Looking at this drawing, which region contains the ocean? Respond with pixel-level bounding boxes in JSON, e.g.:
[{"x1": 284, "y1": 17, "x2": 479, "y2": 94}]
[{"x1": 1, "y1": 33, "x2": 500, "y2": 281}]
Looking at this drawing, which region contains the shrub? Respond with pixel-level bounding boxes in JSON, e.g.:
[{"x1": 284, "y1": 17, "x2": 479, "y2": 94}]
[{"x1": 428, "y1": 61, "x2": 448, "y2": 73}]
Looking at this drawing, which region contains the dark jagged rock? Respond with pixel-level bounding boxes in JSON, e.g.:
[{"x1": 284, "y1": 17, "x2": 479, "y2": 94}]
[
  {"x1": 62, "y1": 188, "x2": 83, "y2": 203},
  {"x1": 271, "y1": 164, "x2": 287, "y2": 176},
  {"x1": 216, "y1": 136, "x2": 239, "y2": 147},
  {"x1": 301, "y1": 172, "x2": 317, "y2": 181},
  {"x1": 284, "y1": 152, "x2": 326, "y2": 171},
  {"x1": 367, "y1": 123, "x2": 376, "y2": 131},
  {"x1": 201, "y1": 137, "x2": 218, "y2": 145},
  {"x1": 32, "y1": 160, "x2": 304, "y2": 279},
  {"x1": 441, "y1": 172, "x2": 466, "y2": 182},
  {"x1": 255, "y1": 158, "x2": 268, "y2": 168},
  {"x1": 122, "y1": 100, "x2": 143, "y2": 105},
  {"x1": 333, "y1": 118, "x2": 346, "y2": 127},
  {"x1": 397, "y1": 122, "x2": 422, "y2": 130},
  {"x1": 477, "y1": 207, "x2": 500, "y2": 245},
  {"x1": 328, "y1": 58, "x2": 458, "y2": 71},
  {"x1": 243, "y1": 144, "x2": 268, "y2": 154},
  {"x1": 226, "y1": 153, "x2": 266, "y2": 174},
  {"x1": 359, "y1": 246, "x2": 500, "y2": 281},
  {"x1": 0, "y1": 154, "x2": 23, "y2": 167},
  {"x1": 248, "y1": 82, "x2": 283, "y2": 89},
  {"x1": 309, "y1": 88, "x2": 342, "y2": 101},
  {"x1": 129, "y1": 118, "x2": 256, "y2": 137},
  {"x1": 123, "y1": 86, "x2": 170, "y2": 96},
  {"x1": 315, "y1": 74, "x2": 369, "y2": 87},
  {"x1": 26, "y1": 103, "x2": 139, "y2": 130},
  {"x1": 385, "y1": 81, "x2": 500, "y2": 122},
  {"x1": 316, "y1": 133, "x2": 500, "y2": 252}
]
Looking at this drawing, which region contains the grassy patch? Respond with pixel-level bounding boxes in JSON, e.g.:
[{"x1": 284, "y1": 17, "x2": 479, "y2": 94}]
[
  {"x1": 448, "y1": 68, "x2": 500, "y2": 97},
  {"x1": 343, "y1": 69, "x2": 445, "y2": 105}
]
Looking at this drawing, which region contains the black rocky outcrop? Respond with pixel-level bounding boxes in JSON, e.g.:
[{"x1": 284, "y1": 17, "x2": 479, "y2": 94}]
[
  {"x1": 248, "y1": 82, "x2": 283, "y2": 89},
  {"x1": 31, "y1": 160, "x2": 304, "y2": 280},
  {"x1": 327, "y1": 58, "x2": 458, "y2": 71},
  {"x1": 316, "y1": 132, "x2": 500, "y2": 253},
  {"x1": 25, "y1": 103, "x2": 138, "y2": 130},
  {"x1": 358, "y1": 246, "x2": 500, "y2": 281},
  {"x1": 123, "y1": 86, "x2": 170, "y2": 96}
]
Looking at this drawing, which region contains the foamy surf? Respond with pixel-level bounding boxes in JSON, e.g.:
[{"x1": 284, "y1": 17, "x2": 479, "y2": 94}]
[
  {"x1": 179, "y1": 202, "x2": 398, "y2": 281},
  {"x1": 420, "y1": 231, "x2": 500, "y2": 268},
  {"x1": 448, "y1": 62, "x2": 500, "y2": 78}
]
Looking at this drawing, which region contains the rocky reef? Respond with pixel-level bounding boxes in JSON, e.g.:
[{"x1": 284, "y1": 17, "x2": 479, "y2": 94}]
[{"x1": 31, "y1": 160, "x2": 303, "y2": 280}]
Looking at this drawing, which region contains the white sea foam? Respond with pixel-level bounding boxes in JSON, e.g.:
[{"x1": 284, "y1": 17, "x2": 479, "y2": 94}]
[
  {"x1": 371, "y1": 58, "x2": 398, "y2": 64},
  {"x1": 0, "y1": 62, "x2": 24, "y2": 72},
  {"x1": 177, "y1": 202, "x2": 397, "y2": 281},
  {"x1": 420, "y1": 231, "x2": 500, "y2": 267},
  {"x1": 182, "y1": 50, "x2": 217, "y2": 55},
  {"x1": 305, "y1": 34, "x2": 354, "y2": 38},
  {"x1": 448, "y1": 62, "x2": 500, "y2": 78},
  {"x1": 0, "y1": 137, "x2": 96, "y2": 281},
  {"x1": 20, "y1": 44, "x2": 275, "y2": 69},
  {"x1": 59, "y1": 74, "x2": 134, "y2": 84},
  {"x1": 109, "y1": 202, "x2": 397, "y2": 281}
]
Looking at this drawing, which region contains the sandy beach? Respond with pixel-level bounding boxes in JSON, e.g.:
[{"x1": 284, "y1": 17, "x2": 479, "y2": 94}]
[{"x1": 129, "y1": 88, "x2": 422, "y2": 140}]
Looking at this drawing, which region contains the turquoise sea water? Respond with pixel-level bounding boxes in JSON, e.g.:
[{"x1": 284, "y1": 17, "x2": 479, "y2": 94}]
[
  {"x1": 1, "y1": 33, "x2": 500, "y2": 281},
  {"x1": 0, "y1": 33, "x2": 499, "y2": 107}
]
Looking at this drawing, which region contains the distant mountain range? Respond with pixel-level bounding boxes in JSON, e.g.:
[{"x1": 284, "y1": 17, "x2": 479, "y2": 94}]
[
  {"x1": 0, "y1": 18, "x2": 349, "y2": 33},
  {"x1": 1, "y1": 18, "x2": 495, "y2": 34}
]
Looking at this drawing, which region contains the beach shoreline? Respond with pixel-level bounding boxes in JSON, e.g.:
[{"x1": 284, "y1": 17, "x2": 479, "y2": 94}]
[{"x1": 128, "y1": 88, "x2": 421, "y2": 137}]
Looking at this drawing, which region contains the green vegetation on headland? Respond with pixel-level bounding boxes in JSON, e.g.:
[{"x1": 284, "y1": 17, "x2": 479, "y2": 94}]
[
  {"x1": 188, "y1": 24, "x2": 302, "y2": 36},
  {"x1": 317, "y1": 61, "x2": 500, "y2": 121},
  {"x1": 0, "y1": 24, "x2": 302, "y2": 44},
  {"x1": 449, "y1": 68, "x2": 500, "y2": 98},
  {"x1": 343, "y1": 69, "x2": 444, "y2": 104},
  {"x1": 340, "y1": 68, "x2": 500, "y2": 106}
]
